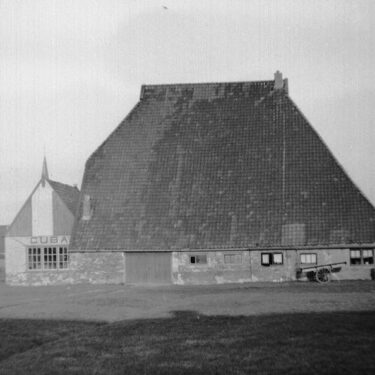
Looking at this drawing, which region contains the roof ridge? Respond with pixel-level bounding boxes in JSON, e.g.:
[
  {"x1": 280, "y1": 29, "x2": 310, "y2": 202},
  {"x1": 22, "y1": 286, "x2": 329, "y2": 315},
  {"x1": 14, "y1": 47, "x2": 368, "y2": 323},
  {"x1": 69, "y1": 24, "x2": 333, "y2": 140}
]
[
  {"x1": 141, "y1": 79, "x2": 274, "y2": 88},
  {"x1": 48, "y1": 178, "x2": 78, "y2": 190}
]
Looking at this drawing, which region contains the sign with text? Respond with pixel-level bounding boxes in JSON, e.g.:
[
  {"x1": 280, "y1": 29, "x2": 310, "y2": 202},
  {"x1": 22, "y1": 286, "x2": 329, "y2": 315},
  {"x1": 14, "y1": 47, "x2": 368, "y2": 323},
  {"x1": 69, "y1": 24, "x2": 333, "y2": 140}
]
[{"x1": 30, "y1": 235, "x2": 70, "y2": 245}]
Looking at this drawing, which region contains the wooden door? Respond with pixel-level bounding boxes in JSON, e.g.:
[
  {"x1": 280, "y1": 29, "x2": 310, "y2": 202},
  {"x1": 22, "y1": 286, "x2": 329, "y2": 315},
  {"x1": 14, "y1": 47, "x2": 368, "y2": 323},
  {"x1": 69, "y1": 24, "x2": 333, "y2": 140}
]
[{"x1": 126, "y1": 252, "x2": 171, "y2": 284}]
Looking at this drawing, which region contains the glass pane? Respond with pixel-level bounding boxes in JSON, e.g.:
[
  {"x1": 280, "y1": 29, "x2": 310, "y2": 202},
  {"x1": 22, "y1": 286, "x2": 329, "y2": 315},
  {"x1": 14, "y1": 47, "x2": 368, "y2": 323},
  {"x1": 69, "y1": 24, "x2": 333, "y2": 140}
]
[
  {"x1": 273, "y1": 253, "x2": 283, "y2": 264},
  {"x1": 350, "y1": 257, "x2": 361, "y2": 265},
  {"x1": 261, "y1": 254, "x2": 270, "y2": 264},
  {"x1": 363, "y1": 250, "x2": 372, "y2": 257},
  {"x1": 350, "y1": 250, "x2": 360, "y2": 258},
  {"x1": 363, "y1": 249, "x2": 374, "y2": 265}
]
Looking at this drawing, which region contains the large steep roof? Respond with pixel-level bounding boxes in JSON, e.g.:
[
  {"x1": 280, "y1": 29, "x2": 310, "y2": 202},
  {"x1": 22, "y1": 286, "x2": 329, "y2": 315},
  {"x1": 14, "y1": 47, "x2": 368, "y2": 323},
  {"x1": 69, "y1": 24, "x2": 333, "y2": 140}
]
[{"x1": 71, "y1": 75, "x2": 375, "y2": 250}]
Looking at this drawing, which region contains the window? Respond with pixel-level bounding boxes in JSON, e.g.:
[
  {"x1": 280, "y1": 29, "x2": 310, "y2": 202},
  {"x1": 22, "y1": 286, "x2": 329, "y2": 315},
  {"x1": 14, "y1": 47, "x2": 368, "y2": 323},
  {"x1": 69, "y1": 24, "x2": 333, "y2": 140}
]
[
  {"x1": 28, "y1": 247, "x2": 42, "y2": 270},
  {"x1": 28, "y1": 247, "x2": 69, "y2": 270},
  {"x1": 190, "y1": 254, "x2": 207, "y2": 265},
  {"x1": 350, "y1": 249, "x2": 374, "y2": 266},
  {"x1": 300, "y1": 253, "x2": 317, "y2": 264},
  {"x1": 261, "y1": 252, "x2": 283, "y2": 266},
  {"x1": 59, "y1": 247, "x2": 69, "y2": 269},
  {"x1": 44, "y1": 247, "x2": 57, "y2": 269},
  {"x1": 224, "y1": 254, "x2": 242, "y2": 264}
]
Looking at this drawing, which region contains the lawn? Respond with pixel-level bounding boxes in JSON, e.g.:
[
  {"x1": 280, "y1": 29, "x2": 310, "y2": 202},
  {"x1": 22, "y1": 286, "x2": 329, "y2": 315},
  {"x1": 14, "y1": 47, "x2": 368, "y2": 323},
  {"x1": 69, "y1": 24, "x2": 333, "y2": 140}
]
[{"x1": 0, "y1": 310, "x2": 374, "y2": 374}]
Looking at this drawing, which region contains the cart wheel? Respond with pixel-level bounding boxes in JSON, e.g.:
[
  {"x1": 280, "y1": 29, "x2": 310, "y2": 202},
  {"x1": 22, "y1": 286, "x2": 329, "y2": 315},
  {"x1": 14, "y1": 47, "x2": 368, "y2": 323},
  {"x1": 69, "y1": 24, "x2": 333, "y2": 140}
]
[{"x1": 315, "y1": 267, "x2": 331, "y2": 283}]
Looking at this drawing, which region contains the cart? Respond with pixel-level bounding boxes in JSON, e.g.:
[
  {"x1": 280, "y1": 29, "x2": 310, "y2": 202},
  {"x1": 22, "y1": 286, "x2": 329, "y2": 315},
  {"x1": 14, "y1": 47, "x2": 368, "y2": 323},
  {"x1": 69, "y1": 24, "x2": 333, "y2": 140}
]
[{"x1": 297, "y1": 261, "x2": 347, "y2": 283}]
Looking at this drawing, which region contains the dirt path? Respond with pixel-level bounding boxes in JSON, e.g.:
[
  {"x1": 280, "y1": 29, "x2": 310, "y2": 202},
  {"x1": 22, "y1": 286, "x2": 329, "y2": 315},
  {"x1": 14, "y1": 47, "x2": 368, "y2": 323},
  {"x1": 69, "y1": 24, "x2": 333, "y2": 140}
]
[{"x1": 0, "y1": 281, "x2": 374, "y2": 322}]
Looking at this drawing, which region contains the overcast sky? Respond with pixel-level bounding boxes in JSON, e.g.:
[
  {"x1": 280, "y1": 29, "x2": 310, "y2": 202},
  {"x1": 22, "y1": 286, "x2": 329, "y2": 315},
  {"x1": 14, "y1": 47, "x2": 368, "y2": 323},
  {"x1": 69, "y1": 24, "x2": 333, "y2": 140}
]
[{"x1": 0, "y1": 0, "x2": 374, "y2": 225}]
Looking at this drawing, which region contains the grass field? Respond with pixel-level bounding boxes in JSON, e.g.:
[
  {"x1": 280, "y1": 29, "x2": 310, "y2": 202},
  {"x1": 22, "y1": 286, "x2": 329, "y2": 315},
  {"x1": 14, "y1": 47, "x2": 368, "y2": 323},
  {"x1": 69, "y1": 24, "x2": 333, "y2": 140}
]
[
  {"x1": 0, "y1": 281, "x2": 375, "y2": 374},
  {"x1": 0, "y1": 311, "x2": 374, "y2": 374}
]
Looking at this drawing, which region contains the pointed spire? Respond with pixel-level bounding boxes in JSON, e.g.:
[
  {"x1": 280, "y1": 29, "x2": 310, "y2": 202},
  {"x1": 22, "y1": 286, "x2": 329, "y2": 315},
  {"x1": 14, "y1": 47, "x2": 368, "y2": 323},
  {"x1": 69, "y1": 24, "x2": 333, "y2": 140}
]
[{"x1": 41, "y1": 156, "x2": 49, "y2": 186}]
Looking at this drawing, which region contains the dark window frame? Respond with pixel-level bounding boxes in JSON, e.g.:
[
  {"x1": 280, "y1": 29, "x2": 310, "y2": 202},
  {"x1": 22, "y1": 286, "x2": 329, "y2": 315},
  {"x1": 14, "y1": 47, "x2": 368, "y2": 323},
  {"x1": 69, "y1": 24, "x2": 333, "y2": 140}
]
[
  {"x1": 261, "y1": 252, "x2": 283, "y2": 266},
  {"x1": 350, "y1": 249, "x2": 374, "y2": 266},
  {"x1": 190, "y1": 254, "x2": 207, "y2": 265}
]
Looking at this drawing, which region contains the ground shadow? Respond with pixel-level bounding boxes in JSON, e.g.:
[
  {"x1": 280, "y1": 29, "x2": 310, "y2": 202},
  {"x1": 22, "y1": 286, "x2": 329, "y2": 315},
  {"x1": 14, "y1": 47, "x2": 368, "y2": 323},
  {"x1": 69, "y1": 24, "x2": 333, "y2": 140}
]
[{"x1": 0, "y1": 310, "x2": 375, "y2": 374}]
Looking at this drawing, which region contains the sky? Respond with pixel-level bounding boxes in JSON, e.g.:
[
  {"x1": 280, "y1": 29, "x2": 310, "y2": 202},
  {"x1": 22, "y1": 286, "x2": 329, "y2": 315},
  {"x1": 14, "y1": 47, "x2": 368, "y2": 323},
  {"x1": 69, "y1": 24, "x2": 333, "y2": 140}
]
[{"x1": 0, "y1": 0, "x2": 374, "y2": 225}]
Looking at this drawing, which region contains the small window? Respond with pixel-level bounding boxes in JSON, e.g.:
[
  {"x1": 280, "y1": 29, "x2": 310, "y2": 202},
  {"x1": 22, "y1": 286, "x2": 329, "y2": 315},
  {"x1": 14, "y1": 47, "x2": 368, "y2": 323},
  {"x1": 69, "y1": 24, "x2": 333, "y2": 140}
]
[
  {"x1": 59, "y1": 247, "x2": 69, "y2": 269},
  {"x1": 363, "y1": 249, "x2": 374, "y2": 265},
  {"x1": 28, "y1": 248, "x2": 42, "y2": 270},
  {"x1": 190, "y1": 254, "x2": 207, "y2": 265},
  {"x1": 224, "y1": 254, "x2": 242, "y2": 264},
  {"x1": 350, "y1": 249, "x2": 374, "y2": 265},
  {"x1": 261, "y1": 252, "x2": 283, "y2": 266},
  {"x1": 300, "y1": 253, "x2": 317, "y2": 264},
  {"x1": 44, "y1": 247, "x2": 57, "y2": 269}
]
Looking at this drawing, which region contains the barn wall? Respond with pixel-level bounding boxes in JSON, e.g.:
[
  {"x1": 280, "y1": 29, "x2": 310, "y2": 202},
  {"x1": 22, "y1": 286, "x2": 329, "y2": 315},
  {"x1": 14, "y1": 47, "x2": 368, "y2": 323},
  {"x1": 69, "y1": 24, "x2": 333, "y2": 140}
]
[
  {"x1": 69, "y1": 252, "x2": 124, "y2": 284},
  {"x1": 172, "y1": 251, "x2": 252, "y2": 285},
  {"x1": 297, "y1": 248, "x2": 373, "y2": 280},
  {"x1": 4, "y1": 245, "x2": 373, "y2": 286},
  {"x1": 250, "y1": 250, "x2": 296, "y2": 282},
  {"x1": 172, "y1": 248, "x2": 374, "y2": 285}
]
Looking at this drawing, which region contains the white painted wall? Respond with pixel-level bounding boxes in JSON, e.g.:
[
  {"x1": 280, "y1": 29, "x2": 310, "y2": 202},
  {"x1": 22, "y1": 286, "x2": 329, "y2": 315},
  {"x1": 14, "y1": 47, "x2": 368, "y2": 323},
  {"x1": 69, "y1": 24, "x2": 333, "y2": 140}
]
[
  {"x1": 5, "y1": 237, "x2": 27, "y2": 276},
  {"x1": 32, "y1": 181, "x2": 53, "y2": 236},
  {"x1": 5, "y1": 235, "x2": 71, "y2": 285}
]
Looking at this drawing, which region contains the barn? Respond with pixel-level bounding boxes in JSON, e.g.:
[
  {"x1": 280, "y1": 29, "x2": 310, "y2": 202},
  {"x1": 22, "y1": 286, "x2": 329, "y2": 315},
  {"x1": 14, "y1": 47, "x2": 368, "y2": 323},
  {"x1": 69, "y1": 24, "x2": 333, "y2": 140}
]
[
  {"x1": 5, "y1": 158, "x2": 80, "y2": 285},
  {"x1": 65, "y1": 71, "x2": 375, "y2": 285}
]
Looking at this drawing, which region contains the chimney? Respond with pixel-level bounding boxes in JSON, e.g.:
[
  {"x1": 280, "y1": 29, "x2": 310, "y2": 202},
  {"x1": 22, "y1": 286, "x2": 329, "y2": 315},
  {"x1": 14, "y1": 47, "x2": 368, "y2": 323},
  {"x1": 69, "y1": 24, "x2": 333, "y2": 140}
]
[
  {"x1": 82, "y1": 194, "x2": 92, "y2": 220},
  {"x1": 274, "y1": 70, "x2": 284, "y2": 90}
]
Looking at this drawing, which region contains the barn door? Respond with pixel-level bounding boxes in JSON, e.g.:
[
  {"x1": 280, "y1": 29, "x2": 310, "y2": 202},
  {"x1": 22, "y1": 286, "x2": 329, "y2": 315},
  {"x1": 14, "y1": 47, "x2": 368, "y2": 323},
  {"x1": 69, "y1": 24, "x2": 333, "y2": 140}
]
[{"x1": 125, "y1": 252, "x2": 171, "y2": 284}]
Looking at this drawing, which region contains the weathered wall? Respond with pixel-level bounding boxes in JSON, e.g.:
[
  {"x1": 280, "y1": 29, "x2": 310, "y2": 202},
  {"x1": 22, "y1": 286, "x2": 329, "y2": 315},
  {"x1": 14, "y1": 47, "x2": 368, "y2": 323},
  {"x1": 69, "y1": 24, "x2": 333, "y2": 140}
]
[
  {"x1": 172, "y1": 251, "x2": 252, "y2": 285},
  {"x1": 250, "y1": 250, "x2": 296, "y2": 282},
  {"x1": 69, "y1": 252, "x2": 124, "y2": 284},
  {"x1": 5, "y1": 236, "x2": 125, "y2": 286},
  {"x1": 172, "y1": 248, "x2": 374, "y2": 285},
  {"x1": 5, "y1": 242, "x2": 374, "y2": 286}
]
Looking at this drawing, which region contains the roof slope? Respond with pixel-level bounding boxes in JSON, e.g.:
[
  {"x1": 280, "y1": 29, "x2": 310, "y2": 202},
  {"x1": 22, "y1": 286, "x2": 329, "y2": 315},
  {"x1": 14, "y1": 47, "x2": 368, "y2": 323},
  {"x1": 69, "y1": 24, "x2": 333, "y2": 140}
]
[
  {"x1": 48, "y1": 180, "x2": 80, "y2": 216},
  {"x1": 71, "y1": 77, "x2": 375, "y2": 250}
]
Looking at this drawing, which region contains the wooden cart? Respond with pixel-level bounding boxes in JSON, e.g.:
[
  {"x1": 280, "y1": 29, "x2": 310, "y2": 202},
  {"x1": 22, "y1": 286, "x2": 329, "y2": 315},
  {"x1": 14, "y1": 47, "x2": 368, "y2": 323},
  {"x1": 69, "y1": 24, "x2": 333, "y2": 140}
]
[{"x1": 297, "y1": 261, "x2": 347, "y2": 283}]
